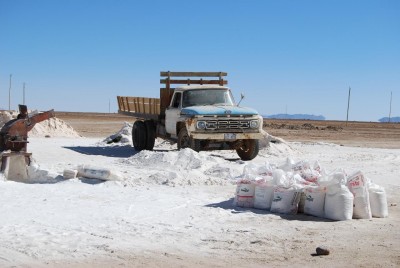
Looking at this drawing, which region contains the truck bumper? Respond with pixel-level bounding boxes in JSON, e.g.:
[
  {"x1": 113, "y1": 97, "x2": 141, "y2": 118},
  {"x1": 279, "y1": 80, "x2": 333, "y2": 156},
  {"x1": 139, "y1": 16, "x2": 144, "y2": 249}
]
[{"x1": 190, "y1": 132, "x2": 264, "y2": 140}]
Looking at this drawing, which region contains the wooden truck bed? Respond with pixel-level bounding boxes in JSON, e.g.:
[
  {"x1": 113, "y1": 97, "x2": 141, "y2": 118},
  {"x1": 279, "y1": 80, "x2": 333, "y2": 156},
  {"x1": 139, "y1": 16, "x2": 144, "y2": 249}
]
[{"x1": 117, "y1": 96, "x2": 160, "y2": 120}]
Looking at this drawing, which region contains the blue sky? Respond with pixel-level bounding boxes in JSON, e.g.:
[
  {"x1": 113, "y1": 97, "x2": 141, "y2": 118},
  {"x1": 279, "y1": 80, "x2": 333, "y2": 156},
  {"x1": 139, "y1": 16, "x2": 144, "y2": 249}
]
[{"x1": 0, "y1": 0, "x2": 399, "y2": 121}]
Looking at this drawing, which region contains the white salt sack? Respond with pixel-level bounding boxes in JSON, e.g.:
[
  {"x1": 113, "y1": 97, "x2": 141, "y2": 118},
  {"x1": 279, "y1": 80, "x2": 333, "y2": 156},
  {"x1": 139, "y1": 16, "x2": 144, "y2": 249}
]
[
  {"x1": 234, "y1": 180, "x2": 255, "y2": 208},
  {"x1": 347, "y1": 171, "x2": 372, "y2": 219},
  {"x1": 368, "y1": 183, "x2": 388, "y2": 218},
  {"x1": 253, "y1": 182, "x2": 275, "y2": 210},
  {"x1": 298, "y1": 192, "x2": 306, "y2": 213},
  {"x1": 270, "y1": 186, "x2": 302, "y2": 215},
  {"x1": 324, "y1": 183, "x2": 353, "y2": 221},
  {"x1": 304, "y1": 186, "x2": 326, "y2": 218},
  {"x1": 77, "y1": 165, "x2": 121, "y2": 181}
]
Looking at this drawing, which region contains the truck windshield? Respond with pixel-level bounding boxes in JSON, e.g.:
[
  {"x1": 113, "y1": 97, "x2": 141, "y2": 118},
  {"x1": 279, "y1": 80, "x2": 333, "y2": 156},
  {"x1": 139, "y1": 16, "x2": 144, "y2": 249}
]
[{"x1": 182, "y1": 89, "x2": 235, "y2": 107}]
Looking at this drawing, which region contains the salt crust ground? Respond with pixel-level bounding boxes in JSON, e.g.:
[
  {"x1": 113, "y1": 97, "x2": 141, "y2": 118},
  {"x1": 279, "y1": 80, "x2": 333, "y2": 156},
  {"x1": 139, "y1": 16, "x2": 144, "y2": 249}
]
[{"x1": 0, "y1": 122, "x2": 399, "y2": 267}]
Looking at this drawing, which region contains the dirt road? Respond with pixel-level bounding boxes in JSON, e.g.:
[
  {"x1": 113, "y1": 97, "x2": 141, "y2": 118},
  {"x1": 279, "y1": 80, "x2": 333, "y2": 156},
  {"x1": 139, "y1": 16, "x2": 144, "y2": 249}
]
[{"x1": 56, "y1": 112, "x2": 400, "y2": 149}]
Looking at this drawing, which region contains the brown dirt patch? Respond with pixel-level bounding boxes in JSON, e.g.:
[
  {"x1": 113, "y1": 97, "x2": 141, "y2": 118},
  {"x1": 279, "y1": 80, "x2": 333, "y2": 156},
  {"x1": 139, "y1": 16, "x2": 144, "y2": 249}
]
[{"x1": 55, "y1": 112, "x2": 400, "y2": 149}]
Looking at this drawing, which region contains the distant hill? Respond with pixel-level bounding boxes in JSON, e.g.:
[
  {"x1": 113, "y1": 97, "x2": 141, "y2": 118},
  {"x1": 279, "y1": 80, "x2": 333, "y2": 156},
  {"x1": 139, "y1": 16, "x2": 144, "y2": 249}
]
[
  {"x1": 379, "y1": 117, "x2": 400, "y2": 123},
  {"x1": 263, "y1": 114, "x2": 326, "y2": 120}
]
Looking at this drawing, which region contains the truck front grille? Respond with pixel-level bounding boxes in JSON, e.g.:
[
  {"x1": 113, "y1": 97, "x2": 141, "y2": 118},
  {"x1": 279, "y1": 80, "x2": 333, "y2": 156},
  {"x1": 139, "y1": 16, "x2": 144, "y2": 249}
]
[{"x1": 205, "y1": 120, "x2": 250, "y2": 130}]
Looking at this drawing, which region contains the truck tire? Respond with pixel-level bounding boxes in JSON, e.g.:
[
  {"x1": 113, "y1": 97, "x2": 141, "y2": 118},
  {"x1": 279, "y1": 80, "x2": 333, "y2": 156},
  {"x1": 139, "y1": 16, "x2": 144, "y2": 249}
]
[
  {"x1": 177, "y1": 128, "x2": 202, "y2": 152},
  {"x1": 144, "y1": 120, "x2": 156, "y2": 150},
  {"x1": 132, "y1": 121, "x2": 147, "y2": 151},
  {"x1": 236, "y1": 139, "x2": 259, "y2": 161},
  {"x1": 191, "y1": 139, "x2": 202, "y2": 152},
  {"x1": 177, "y1": 128, "x2": 191, "y2": 150}
]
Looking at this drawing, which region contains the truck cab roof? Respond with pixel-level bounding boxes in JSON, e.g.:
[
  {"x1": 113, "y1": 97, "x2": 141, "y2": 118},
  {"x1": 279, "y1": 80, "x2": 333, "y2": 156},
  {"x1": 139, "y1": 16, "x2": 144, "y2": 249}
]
[{"x1": 175, "y1": 85, "x2": 229, "y2": 91}]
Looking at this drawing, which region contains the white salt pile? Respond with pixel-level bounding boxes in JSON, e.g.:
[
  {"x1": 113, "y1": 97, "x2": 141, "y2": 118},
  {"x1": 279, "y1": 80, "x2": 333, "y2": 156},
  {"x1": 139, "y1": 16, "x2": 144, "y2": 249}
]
[
  {"x1": 103, "y1": 123, "x2": 296, "y2": 155},
  {"x1": 30, "y1": 117, "x2": 81, "y2": 138},
  {"x1": 103, "y1": 122, "x2": 132, "y2": 144},
  {"x1": 0, "y1": 110, "x2": 81, "y2": 138},
  {"x1": 118, "y1": 148, "x2": 244, "y2": 186},
  {"x1": 96, "y1": 123, "x2": 299, "y2": 187},
  {"x1": 0, "y1": 111, "x2": 13, "y2": 126}
]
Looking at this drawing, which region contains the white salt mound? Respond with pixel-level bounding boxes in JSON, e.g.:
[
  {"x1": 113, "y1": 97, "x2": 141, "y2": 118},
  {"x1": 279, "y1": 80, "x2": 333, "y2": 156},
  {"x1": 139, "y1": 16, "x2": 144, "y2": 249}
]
[
  {"x1": 30, "y1": 117, "x2": 81, "y2": 138},
  {"x1": 103, "y1": 122, "x2": 132, "y2": 144},
  {"x1": 119, "y1": 148, "x2": 243, "y2": 186},
  {"x1": 104, "y1": 123, "x2": 295, "y2": 156},
  {"x1": 0, "y1": 111, "x2": 13, "y2": 127},
  {"x1": 259, "y1": 130, "x2": 296, "y2": 156},
  {"x1": 0, "y1": 110, "x2": 81, "y2": 138}
]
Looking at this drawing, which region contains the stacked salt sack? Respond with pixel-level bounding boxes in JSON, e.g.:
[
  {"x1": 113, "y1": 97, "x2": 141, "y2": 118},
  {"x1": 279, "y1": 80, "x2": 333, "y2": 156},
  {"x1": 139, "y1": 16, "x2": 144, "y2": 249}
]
[
  {"x1": 269, "y1": 170, "x2": 303, "y2": 215},
  {"x1": 368, "y1": 182, "x2": 389, "y2": 218},
  {"x1": 234, "y1": 179, "x2": 255, "y2": 208},
  {"x1": 234, "y1": 163, "x2": 274, "y2": 208},
  {"x1": 320, "y1": 171, "x2": 354, "y2": 221},
  {"x1": 346, "y1": 171, "x2": 371, "y2": 219},
  {"x1": 233, "y1": 159, "x2": 389, "y2": 221},
  {"x1": 233, "y1": 159, "x2": 313, "y2": 215}
]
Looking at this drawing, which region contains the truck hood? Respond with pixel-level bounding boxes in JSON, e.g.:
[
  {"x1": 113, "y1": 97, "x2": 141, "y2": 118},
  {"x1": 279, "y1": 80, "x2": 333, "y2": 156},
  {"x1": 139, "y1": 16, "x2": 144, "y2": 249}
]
[{"x1": 181, "y1": 105, "x2": 259, "y2": 116}]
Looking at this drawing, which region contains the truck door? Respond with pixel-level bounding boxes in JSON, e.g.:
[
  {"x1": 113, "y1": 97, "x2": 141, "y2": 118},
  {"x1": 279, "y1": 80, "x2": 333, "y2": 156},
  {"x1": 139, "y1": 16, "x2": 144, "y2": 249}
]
[{"x1": 165, "y1": 92, "x2": 182, "y2": 136}]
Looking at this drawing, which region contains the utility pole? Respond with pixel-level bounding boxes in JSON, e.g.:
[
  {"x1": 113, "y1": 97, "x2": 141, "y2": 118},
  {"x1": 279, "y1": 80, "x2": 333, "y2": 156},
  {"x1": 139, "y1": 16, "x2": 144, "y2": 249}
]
[
  {"x1": 389, "y1": 91, "x2": 392, "y2": 123},
  {"x1": 346, "y1": 87, "x2": 351, "y2": 125},
  {"x1": 23, "y1": 82, "x2": 26, "y2": 105},
  {"x1": 109, "y1": 99, "x2": 111, "y2": 113},
  {"x1": 9, "y1": 74, "x2": 12, "y2": 111}
]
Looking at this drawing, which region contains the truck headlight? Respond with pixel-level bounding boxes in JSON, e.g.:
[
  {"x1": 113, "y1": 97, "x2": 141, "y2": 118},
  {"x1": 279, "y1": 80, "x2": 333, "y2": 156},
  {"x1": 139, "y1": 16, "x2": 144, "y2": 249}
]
[
  {"x1": 250, "y1": 120, "x2": 259, "y2": 129},
  {"x1": 196, "y1": 121, "x2": 206, "y2": 129}
]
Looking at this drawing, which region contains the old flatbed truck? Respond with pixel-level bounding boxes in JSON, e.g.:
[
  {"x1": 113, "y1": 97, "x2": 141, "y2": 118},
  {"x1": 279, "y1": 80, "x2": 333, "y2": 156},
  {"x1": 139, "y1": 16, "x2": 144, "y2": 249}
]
[{"x1": 117, "y1": 71, "x2": 263, "y2": 160}]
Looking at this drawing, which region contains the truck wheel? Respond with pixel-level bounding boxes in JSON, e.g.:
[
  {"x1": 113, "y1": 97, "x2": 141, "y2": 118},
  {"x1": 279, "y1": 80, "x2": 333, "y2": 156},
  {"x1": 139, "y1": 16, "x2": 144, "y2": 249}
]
[
  {"x1": 191, "y1": 139, "x2": 202, "y2": 152},
  {"x1": 236, "y1": 139, "x2": 259, "y2": 161},
  {"x1": 132, "y1": 121, "x2": 147, "y2": 151},
  {"x1": 177, "y1": 128, "x2": 191, "y2": 150},
  {"x1": 144, "y1": 120, "x2": 156, "y2": 150}
]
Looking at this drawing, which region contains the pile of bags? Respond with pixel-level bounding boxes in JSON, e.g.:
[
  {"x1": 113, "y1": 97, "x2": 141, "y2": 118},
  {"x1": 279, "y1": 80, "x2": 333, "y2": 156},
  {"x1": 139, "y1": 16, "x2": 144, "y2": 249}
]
[{"x1": 233, "y1": 159, "x2": 388, "y2": 221}]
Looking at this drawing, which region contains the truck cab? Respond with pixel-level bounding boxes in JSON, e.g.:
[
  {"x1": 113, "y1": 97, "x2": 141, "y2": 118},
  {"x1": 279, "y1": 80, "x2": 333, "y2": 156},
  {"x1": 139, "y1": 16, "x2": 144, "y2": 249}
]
[{"x1": 165, "y1": 85, "x2": 263, "y2": 160}]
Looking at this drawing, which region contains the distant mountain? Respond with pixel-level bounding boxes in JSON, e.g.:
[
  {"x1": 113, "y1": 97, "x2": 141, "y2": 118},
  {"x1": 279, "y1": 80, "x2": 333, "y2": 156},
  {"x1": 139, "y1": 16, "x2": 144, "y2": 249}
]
[
  {"x1": 379, "y1": 117, "x2": 400, "y2": 123},
  {"x1": 263, "y1": 114, "x2": 326, "y2": 120}
]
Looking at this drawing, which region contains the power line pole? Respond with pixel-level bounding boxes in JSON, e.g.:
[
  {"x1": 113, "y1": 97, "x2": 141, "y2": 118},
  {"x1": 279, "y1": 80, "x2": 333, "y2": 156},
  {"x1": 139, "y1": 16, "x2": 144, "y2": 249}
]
[
  {"x1": 23, "y1": 82, "x2": 26, "y2": 105},
  {"x1": 346, "y1": 87, "x2": 351, "y2": 125},
  {"x1": 389, "y1": 91, "x2": 392, "y2": 123},
  {"x1": 8, "y1": 74, "x2": 12, "y2": 110}
]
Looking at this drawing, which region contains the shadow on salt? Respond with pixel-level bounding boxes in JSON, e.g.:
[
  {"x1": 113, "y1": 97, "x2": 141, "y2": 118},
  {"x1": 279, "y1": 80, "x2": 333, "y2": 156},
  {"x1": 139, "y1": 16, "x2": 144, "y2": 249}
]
[
  {"x1": 64, "y1": 145, "x2": 176, "y2": 158},
  {"x1": 205, "y1": 198, "x2": 332, "y2": 222}
]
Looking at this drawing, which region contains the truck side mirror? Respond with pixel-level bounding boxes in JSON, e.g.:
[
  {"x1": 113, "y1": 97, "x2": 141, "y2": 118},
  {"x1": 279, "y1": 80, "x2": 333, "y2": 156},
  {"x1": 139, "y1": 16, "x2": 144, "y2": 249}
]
[{"x1": 237, "y1": 93, "x2": 245, "y2": 106}]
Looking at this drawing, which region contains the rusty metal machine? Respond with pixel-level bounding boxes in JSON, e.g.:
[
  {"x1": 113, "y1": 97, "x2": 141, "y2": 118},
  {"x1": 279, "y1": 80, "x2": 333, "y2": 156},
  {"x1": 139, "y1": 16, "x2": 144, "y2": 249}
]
[
  {"x1": 0, "y1": 105, "x2": 55, "y2": 182},
  {"x1": 0, "y1": 105, "x2": 55, "y2": 152}
]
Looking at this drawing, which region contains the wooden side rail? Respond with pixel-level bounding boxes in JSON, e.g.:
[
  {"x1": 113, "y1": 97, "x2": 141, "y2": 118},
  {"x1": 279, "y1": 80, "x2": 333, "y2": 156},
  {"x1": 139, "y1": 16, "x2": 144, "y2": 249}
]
[{"x1": 117, "y1": 96, "x2": 160, "y2": 115}]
